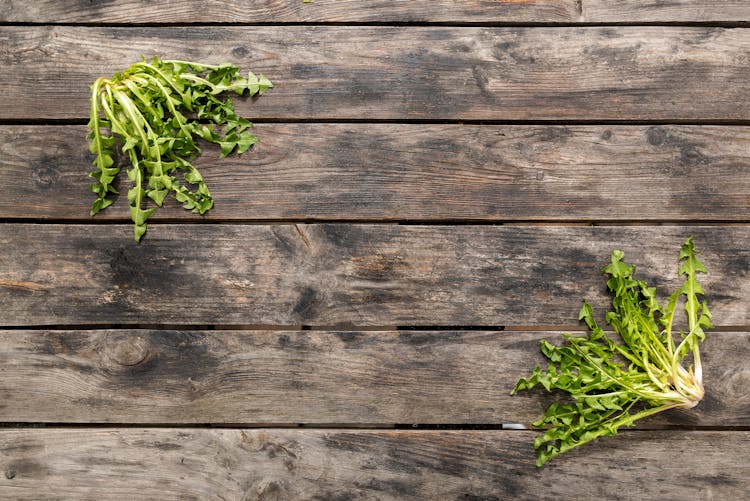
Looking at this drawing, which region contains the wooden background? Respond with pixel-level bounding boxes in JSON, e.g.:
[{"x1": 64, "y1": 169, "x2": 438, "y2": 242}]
[{"x1": 1, "y1": 1, "x2": 749, "y2": 499}]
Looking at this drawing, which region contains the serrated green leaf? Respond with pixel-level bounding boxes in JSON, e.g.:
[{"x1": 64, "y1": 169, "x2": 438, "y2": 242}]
[
  {"x1": 512, "y1": 238, "x2": 711, "y2": 466},
  {"x1": 90, "y1": 197, "x2": 113, "y2": 216},
  {"x1": 86, "y1": 56, "x2": 271, "y2": 241},
  {"x1": 699, "y1": 302, "x2": 713, "y2": 330},
  {"x1": 147, "y1": 188, "x2": 168, "y2": 206},
  {"x1": 133, "y1": 223, "x2": 148, "y2": 242},
  {"x1": 130, "y1": 205, "x2": 156, "y2": 226},
  {"x1": 236, "y1": 131, "x2": 258, "y2": 154},
  {"x1": 184, "y1": 169, "x2": 204, "y2": 184},
  {"x1": 219, "y1": 140, "x2": 236, "y2": 158},
  {"x1": 247, "y1": 72, "x2": 273, "y2": 95},
  {"x1": 196, "y1": 197, "x2": 214, "y2": 214},
  {"x1": 232, "y1": 116, "x2": 253, "y2": 133}
]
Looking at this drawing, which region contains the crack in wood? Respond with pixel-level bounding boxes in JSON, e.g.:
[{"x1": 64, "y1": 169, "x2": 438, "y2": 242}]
[
  {"x1": 0, "y1": 280, "x2": 44, "y2": 292},
  {"x1": 293, "y1": 224, "x2": 312, "y2": 250}
]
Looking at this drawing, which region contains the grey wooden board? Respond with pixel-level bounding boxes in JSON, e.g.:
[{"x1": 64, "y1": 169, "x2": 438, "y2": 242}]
[
  {"x1": 0, "y1": 224, "x2": 746, "y2": 327},
  {"x1": 0, "y1": 428, "x2": 747, "y2": 500},
  {"x1": 3, "y1": 124, "x2": 750, "y2": 221},
  {"x1": 0, "y1": 329, "x2": 744, "y2": 426},
  {"x1": 583, "y1": 1, "x2": 750, "y2": 22},
  {"x1": 0, "y1": 0, "x2": 583, "y2": 23},
  {"x1": 3, "y1": 1, "x2": 750, "y2": 24},
  {"x1": 2, "y1": 26, "x2": 750, "y2": 120}
]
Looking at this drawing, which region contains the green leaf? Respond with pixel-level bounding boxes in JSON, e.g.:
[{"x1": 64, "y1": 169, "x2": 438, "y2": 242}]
[
  {"x1": 90, "y1": 197, "x2": 113, "y2": 216},
  {"x1": 147, "y1": 188, "x2": 169, "y2": 206},
  {"x1": 246, "y1": 72, "x2": 273, "y2": 95},
  {"x1": 88, "y1": 78, "x2": 121, "y2": 213},
  {"x1": 228, "y1": 116, "x2": 253, "y2": 134},
  {"x1": 236, "y1": 131, "x2": 258, "y2": 154},
  {"x1": 699, "y1": 302, "x2": 713, "y2": 331},
  {"x1": 133, "y1": 223, "x2": 148, "y2": 242},
  {"x1": 86, "y1": 56, "x2": 272, "y2": 241},
  {"x1": 219, "y1": 140, "x2": 236, "y2": 158},
  {"x1": 130, "y1": 205, "x2": 156, "y2": 226},
  {"x1": 184, "y1": 169, "x2": 204, "y2": 185},
  {"x1": 512, "y1": 238, "x2": 711, "y2": 466}
]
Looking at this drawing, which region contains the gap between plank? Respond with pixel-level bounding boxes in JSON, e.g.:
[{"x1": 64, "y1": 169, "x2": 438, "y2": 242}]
[
  {"x1": 8, "y1": 118, "x2": 750, "y2": 126},
  {"x1": 4, "y1": 219, "x2": 750, "y2": 226},
  {"x1": 2, "y1": 21, "x2": 750, "y2": 28},
  {"x1": 0, "y1": 324, "x2": 509, "y2": 331},
  {"x1": 0, "y1": 422, "x2": 746, "y2": 431},
  {"x1": 4, "y1": 324, "x2": 750, "y2": 332}
]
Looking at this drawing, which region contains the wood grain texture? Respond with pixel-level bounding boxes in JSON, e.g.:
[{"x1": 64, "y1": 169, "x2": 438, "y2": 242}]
[
  {"x1": 0, "y1": 428, "x2": 747, "y2": 500},
  {"x1": 2, "y1": 4, "x2": 747, "y2": 497},
  {"x1": 0, "y1": 0, "x2": 582, "y2": 23},
  {"x1": 2, "y1": 26, "x2": 750, "y2": 120},
  {"x1": 3, "y1": 1, "x2": 749, "y2": 23},
  {"x1": 3, "y1": 124, "x2": 750, "y2": 222},
  {"x1": 1, "y1": 224, "x2": 748, "y2": 327},
  {"x1": 0, "y1": 329, "x2": 745, "y2": 426},
  {"x1": 584, "y1": 1, "x2": 750, "y2": 22}
]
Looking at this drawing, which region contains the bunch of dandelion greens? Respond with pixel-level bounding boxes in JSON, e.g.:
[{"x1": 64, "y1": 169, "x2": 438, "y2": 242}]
[
  {"x1": 512, "y1": 237, "x2": 712, "y2": 466},
  {"x1": 88, "y1": 56, "x2": 272, "y2": 241}
]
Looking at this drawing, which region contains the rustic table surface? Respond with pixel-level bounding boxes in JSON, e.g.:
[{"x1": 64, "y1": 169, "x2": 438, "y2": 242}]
[{"x1": 2, "y1": 1, "x2": 750, "y2": 499}]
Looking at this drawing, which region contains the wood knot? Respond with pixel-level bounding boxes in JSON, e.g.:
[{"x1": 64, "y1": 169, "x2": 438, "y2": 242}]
[
  {"x1": 107, "y1": 334, "x2": 150, "y2": 366},
  {"x1": 646, "y1": 126, "x2": 666, "y2": 146},
  {"x1": 31, "y1": 156, "x2": 61, "y2": 191}
]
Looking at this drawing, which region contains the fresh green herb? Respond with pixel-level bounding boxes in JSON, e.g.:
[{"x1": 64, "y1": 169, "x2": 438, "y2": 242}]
[
  {"x1": 512, "y1": 237, "x2": 712, "y2": 466},
  {"x1": 88, "y1": 56, "x2": 272, "y2": 241}
]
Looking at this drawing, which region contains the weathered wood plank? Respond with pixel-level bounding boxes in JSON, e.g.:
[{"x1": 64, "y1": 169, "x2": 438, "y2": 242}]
[
  {"x1": 2, "y1": 26, "x2": 750, "y2": 120},
  {"x1": 0, "y1": 329, "x2": 744, "y2": 426},
  {"x1": 1, "y1": 224, "x2": 748, "y2": 326},
  {"x1": 3, "y1": 124, "x2": 750, "y2": 222},
  {"x1": 0, "y1": 0, "x2": 582, "y2": 23},
  {"x1": 0, "y1": 428, "x2": 747, "y2": 499},
  {"x1": 584, "y1": 1, "x2": 750, "y2": 23},
  {"x1": 4, "y1": 1, "x2": 749, "y2": 24}
]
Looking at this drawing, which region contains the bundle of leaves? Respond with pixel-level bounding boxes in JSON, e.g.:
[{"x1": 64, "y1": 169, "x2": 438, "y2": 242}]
[
  {"x1": 512, "y1": 237, "x2": 712, "y2": 466},
  {"x1": 88, "y1": 56, "x2": 272, "y2": 241}
]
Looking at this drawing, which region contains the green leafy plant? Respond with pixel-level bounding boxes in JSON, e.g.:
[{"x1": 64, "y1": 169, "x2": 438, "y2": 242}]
[
  {"x1": 512, "y1": 237, "x2": 712, "y2": 466},
  {"x1": 88, "y1": 56, "x2": 272, "y2": 241}
]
